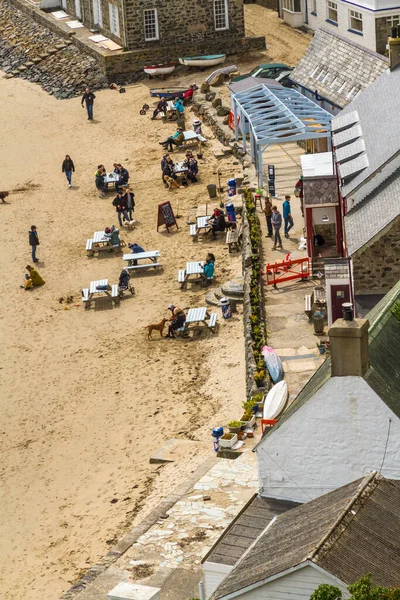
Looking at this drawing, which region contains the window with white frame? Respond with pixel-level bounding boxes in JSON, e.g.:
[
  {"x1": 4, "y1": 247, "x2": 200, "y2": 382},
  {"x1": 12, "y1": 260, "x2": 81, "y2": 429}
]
[
  {"x1": 282, "y1": 0, "x2": 301, "y2": 11},
  {"x1": 93, "y1": 0, "x2": 103, "y2": 27},
  {"x1": 144, "y1": 9, "x2": 159, "y2": 41},
  {"x1": 387, "y1": 14, "x2": 400, "y2": 33},
  {"x1": 327, "y1": 0, "x2": 338, "y2": 23},
  {"x1": 349, "y1": 9, "x2": 363, "y2": 31},
  {"x1": 214, "y1": 0, "x2": 229, "y2": 31},
  {"x1": 109, "y1": 3, "x2": 120, "y2": 37}
]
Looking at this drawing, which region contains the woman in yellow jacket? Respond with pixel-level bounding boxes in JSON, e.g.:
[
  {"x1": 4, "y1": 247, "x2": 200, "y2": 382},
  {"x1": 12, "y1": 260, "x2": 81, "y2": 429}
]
[{"x1": 22, "y1": 265, "x2": 45, "y2": 289}]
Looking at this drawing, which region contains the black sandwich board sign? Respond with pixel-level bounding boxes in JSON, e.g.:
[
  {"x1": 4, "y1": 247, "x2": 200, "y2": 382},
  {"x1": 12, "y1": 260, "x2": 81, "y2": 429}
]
[
  {"x1": 267, "y1": 164, "x2": 276, "y2": 197},
  {"x1": 157, "y1": 201, "x2": 179, "y2": 232}
]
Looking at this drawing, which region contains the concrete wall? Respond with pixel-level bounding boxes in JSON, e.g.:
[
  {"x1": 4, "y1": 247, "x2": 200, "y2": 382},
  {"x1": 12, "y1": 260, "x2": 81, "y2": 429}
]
[
  {"x1": 226, "y1": 565, "x2": 349, "y2": 600},
  {"x1": 256, "y1": 376, "x2": 400, "y2": 503},
  {"x1": 282, "y1": 7, "x2": 304, "y2": 28},
  {"x1": 352, "y1": 216, "x2": 400, "y2": 296},
  {"x1": 306, "y1": 0, "x2": 377, "y2": 52},
  {"x1": 255, "y1": 0, "x2": 278, "y2": 10}
]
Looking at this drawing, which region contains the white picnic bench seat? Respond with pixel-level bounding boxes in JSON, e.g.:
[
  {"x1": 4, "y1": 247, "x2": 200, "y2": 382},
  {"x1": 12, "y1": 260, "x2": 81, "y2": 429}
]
[
  {"x1": 305, "y1": 294, "x2": 312, "y2": 318},
  {"x1": 190, "y1": 224, "x2": 197, "y2": 237},
  {"x1": 111, "y1": 284, "x2": 119, "y2": 298},
  {"x1": 82, "y1": 288, "x2": 89, "y2": 302},
  {"x1": 226, "y1": 223, "x2": 243, "y2": 253},
  {"x1": 208, "y1": 312, "x2": 218, "y2": 332},
  {"x1": 126, "y1": 263, "x2": 161, "y2": 271},
  {"x1": 178, "y1": 269, "x2": 186, "y2": 283},
  {"x1": 86, "y1": 239, "x2": 93, "y2": 251}
]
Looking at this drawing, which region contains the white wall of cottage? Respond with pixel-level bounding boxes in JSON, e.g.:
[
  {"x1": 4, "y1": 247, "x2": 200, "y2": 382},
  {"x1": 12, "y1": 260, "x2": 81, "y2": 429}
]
[{"x1": 256, "y1": 376, "x2": 400, "y2": 503}]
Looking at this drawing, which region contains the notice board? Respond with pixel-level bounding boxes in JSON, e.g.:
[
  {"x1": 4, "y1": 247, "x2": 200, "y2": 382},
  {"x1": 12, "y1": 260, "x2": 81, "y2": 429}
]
[{"x1": 157, "y1": 201, "x2": 179, "y2": 232}]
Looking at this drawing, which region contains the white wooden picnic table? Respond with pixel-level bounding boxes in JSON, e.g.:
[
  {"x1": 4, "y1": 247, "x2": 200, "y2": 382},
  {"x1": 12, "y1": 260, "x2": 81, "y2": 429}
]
[
  {"x1": 180, "y1": 307, "x2": 218, "y2": 333},
  {"x1": 104, "y1": 172, "x2": 119, "y2": 184},
  {"x1": 122, "y1": 251, "x2": 161, "y2": 272},
  {"x1": 82, "y1": 279, "x2": 120, "y2": 308},
  {"x1": 197, "y1": 216, "x2": 211, "y2": 233},
  {"x1": 178, "y1": 261, "x2": 204, "y2": 289},
  {"x1": 93, "y1": 230, "x2": 110, "y2": 245},
  {"x1": 183, "y1": 130, "x2": 207, "y2": 144},
  {"x1": 174, "y1": 161, "x2": 188, "y2": 174}
]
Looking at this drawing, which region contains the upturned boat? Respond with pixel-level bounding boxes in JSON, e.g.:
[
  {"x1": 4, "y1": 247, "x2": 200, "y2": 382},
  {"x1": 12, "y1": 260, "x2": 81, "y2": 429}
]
[
  {"x1": 178, "y1": 54, "x2": 226, "y2": 67},
  {"x1": 143, "y1": 63, "x2": 175, "y2": 77},
  {"x1": 149, "y1": 85, "x2": 197, "y2": 99}
]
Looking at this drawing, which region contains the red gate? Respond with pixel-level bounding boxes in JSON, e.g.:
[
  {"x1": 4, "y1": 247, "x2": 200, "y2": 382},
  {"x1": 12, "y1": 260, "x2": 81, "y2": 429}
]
[{"x1": 265, "y1": 255, "x2": 310, "y2": 289}]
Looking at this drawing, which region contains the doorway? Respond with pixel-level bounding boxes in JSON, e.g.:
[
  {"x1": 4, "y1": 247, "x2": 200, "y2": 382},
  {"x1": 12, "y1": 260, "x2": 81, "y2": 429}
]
[{"x1": 331, "y1": 285, "x2": 351, "y2": 322}]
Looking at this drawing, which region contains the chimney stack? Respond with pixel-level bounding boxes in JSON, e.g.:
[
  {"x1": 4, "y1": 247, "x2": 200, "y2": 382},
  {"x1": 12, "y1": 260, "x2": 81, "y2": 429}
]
[
  {"x1": 389, "y1": 27, "x2": 400, "y2": 72},
  {"x1": 328, "y1": 304, "x2": 369, "y2": 377}
]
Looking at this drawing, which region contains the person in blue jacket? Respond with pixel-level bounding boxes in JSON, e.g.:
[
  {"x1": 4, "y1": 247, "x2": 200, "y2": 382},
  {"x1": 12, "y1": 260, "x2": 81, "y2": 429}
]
[
  {"x1": 173, "y1": 98, "x2": 184, "y2": 114},
  {"x1": 201, "y1": 254, "x2": 215, "y2": 285},
  {"x1": 282, "y1": 195, "x2": 294, "y2": 238}
]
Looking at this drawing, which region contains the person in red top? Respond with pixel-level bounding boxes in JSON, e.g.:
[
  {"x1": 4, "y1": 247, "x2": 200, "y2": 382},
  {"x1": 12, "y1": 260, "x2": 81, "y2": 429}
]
[{"x1": 183, "y1": 84, "x2": 196, "y2": 103}]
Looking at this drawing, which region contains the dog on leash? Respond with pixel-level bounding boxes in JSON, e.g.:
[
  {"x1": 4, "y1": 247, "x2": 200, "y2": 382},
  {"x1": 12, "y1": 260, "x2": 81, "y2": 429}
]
[{"x1": 145, "y1": 317, "x2": 167, "y2": 340}]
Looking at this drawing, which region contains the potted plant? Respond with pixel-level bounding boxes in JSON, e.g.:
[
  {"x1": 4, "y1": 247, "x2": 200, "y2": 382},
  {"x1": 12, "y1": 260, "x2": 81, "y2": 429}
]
[
  {"x1": 253, "y1": 370, "x2": 266, "y2": 388},
  {"x1": 219, "y1": 432, "x2": 238, "y2": 449},
  {"x1": 251, "y1": 392, "x2": 264, "y2": 412},
  {"x1": 240, "y1": 410, "x2": 256, "y2": 428},
  {"x1": 228, "y1": 420, "x2": 244, "y2": 434}
]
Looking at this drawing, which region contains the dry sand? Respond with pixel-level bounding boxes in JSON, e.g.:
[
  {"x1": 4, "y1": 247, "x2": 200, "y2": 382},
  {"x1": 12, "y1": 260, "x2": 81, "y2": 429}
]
[
  {"x1": 0, "y1": 8, "x2": 310, "y2": 598},
  {"x1": 0, "y1": 76, "x2": 245, "y2": 600}
]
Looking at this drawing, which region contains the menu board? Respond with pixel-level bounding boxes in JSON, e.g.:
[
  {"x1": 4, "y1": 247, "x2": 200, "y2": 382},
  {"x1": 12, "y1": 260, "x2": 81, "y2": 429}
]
[{"x1": 157, "y1": 201, "x2": 179, "y2": 232}]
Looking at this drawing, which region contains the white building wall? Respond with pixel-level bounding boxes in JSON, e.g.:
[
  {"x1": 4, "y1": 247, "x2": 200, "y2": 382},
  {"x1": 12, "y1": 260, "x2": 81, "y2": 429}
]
[
  {"x1": 306, "y1": 0, "x2": 377, "y2": 52},
  {"x1": 230, "y1": 565, "x2": 348, "y2": 600},
  {"x1": 203, "y1": 562, "x2": 233, "y2": 599},
  {"x1": 257, "y1": 377, "x2": 400, "y2": 503}
]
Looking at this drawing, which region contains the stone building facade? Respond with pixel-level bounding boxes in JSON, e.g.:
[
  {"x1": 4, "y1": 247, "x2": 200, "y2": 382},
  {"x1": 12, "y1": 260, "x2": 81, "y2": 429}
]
[
  {"x1": 351, "y1": 216, "x2": 400, "y2": 296},
  {"x1": 65, "y1": 0, "x2": 265, "y2": 70}
]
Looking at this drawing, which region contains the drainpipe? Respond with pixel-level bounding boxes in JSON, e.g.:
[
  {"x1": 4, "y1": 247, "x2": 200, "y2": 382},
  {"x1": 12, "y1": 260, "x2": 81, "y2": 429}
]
[
  {"x1": 304, "y1": 0, "x2": 309, "y2": 24},
  {"x1": 120, "y1": 0, "x2": 128, "y2": 49},
  {"x1": 199, "y1": 580, "x2": 206, "y2": 600}
]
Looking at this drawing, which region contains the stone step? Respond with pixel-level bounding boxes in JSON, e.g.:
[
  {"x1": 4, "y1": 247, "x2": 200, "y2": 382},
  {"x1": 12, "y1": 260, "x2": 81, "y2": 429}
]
[
  {"x1": 17, "y1": 65, "x2": 27, "y2": 72},
  {"x1": 31, "y1": 57, "x2": 42, "y2": 64},
  {"x1": 220, "y1": 277, "x2": 244, "y2": 297},
  {"x1": 205, "y1": 289, "x2": 221, "y2": 306},
  {"x1": 48, "y1": 48, "x2": 58, "y2": 55},
  {"x1": 11, "y1": 70, "x2": 20, "y2": 76},
  {"x1": 25, "y1": 61, "x2": 34, "y2": 68}
]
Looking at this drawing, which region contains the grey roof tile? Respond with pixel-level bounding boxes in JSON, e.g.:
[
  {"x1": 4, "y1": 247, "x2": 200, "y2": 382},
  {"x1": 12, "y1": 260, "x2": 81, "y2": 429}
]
[{"x1": 291, "y1": 29, "x2": 388, "y2": 109}]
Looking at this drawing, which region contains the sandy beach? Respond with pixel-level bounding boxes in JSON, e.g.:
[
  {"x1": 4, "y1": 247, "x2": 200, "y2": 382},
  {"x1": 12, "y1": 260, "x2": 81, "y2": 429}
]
[{"x1": 0, "y1": 73, "x2": 247, "y2": 600}]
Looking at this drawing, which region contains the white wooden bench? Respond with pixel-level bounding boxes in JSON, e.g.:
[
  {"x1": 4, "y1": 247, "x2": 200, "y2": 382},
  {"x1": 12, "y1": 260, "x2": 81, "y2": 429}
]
[
  {"x1": 178, "y1": 130, "x2": 207, "y2": 149},
  {"x1": 226, "y1": 223, "x2": 243, "y2": 253},
  {"x1": 86, "y1": 239, "x2": 94, "y2": 256},
  {"x1": 208, "y1": 313, "x2": 218, "y2": 332},
  {"x1": 125, "y1": 263, "x2": 161, "y2": 272},
  {"x1": 178, "y1": 269, "x2": 186, "y2": 283},
  {"x1": 305, "y1": 294, "x2": 312, "y2": 319},
  {"x1": 190, "y1": 224, "x2": 197, "y2": 237},
  {"x1": 111, "y1": 284, "x2": 120, "y2": 299},
  {"x1": 82, "y1": 288, "x2": 89, "y2": 302}
]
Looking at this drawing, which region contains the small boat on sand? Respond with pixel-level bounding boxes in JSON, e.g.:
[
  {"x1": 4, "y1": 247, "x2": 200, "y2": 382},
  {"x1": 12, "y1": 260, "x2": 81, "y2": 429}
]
[
  {"x1": 261, "y1": 345, "x2": 284, "y2": 383},
  {"x1": 149, "y1": 86, "x2": 196, "y2": 99},
  {"x1": 179, "y1": 54, "x2": 226, "y2": 67},
  {"x1": 263, "y1": 381, "x2": 288, "y2": 420},
  {"x1": 144, "y1": 63, "x2": 175, "y2": 78}
]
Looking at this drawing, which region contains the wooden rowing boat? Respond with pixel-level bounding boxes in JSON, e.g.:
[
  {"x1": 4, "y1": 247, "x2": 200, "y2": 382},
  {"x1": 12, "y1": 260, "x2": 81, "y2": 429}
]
[
  {"x1": 261, "y1": 345, "x2": 284, "y2": 383},
  {"x1": 178, "y1": 54, "x2": 226, "y2": 67},
  {"x1": 263, "y1": 381, "x2": 288, "y2": 420},
  {"x1": 149, "y1": 86, "x2": 194, "y2": 99},
  {"x1": 144, "y1": 63, "x2": 175, "y2": 77}
]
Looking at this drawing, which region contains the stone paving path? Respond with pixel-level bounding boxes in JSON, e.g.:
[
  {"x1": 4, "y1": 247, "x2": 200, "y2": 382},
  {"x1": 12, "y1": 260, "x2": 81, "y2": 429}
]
[{"x1": 120, "y1": 450, "x2": 258, "y2": 571}]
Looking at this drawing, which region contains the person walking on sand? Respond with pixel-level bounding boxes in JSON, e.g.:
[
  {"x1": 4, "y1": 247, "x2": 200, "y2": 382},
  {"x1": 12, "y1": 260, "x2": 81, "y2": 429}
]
[
  {"x1": 62, "y1": 155, "x2": 75, "y2": 188},
  {"x1": 29, "y1": 225, "x2": 40, "y2": 263},
  {"x1": 271, "y1": 206, "x2": 283, "y2": 250},
  {"x1": 283, "y1": 195, "x2": 294, "y2": 238},
  {"x1": 263, "y1": 196, "x2": 273, "y2": 238},
  {"x1": 81, "y1": 88, "x2": 96, "y2": 120}
]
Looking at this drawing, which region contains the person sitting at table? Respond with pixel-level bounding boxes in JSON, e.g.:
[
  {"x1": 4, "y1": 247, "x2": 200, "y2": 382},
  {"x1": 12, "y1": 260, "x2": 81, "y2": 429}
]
[
  {"x1": 95, "y1": 165, "x2": 107, "y2": 196},
  {"x1": 173, "y1": 98, "x2": 184, "y2": 115},
  {"x1": 152, "y1": 97, "x2": 168, "y2": 120},
  {"x1": 166, "y1": 305, "x2": 186, "y2": 338},
  {"x1": 209, "y1": 209, "x2": 226, "y2": 238},
  {"x1": 124, "y1": 188, "x2": 135, "y2": 221},
  {"x1": 112, "y1": 191, "x2": 129, "y2": 226},
  {"x1": 200, "y1": 256, "x2": 215, "y2": 286},
  {"x1": 109, "y1": 226, "x2": 120, "y2": 247},
  {"x1": 161, "y1": 153, "x2": 170, "y2": 171},
  {"x1": 21, "y1": 265, "x2": 45, "y2": 289},
  {"x1": 127, "y1": 242, "x2": 145, "y2": 265},
  {"x1": 159, "y1": 127, "x2": 185, "y2": 153},
  {"x1": 183, "y1": 84, "x2": 196, "y2": 104},
  {"x1": 162, "y1": 160, "x2": 180, "y2": 190},
  {"x1": 185, "y1": 152, "x2": 198, "y2": 183}
]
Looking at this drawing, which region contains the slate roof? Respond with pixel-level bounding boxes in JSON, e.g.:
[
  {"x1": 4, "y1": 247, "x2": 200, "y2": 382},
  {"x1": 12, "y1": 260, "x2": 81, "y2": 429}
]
[
  {"x1": 211, "y1": 474, "x2": 400, "y2": 599},
  {"x1": 202, "y1": 494, "x2": 299, "y2": 566},
  {"x1": 345, "y1": 165, "x2": 400, "y2": 255},
  {"x1": 331, "y1": 64, "x2": 400, "y2": 198},
  {"x1": 290, "y1": 28, "x2": 388, "y2": 109},
  {"x1": 259, "y1": 279, "x2": 400, "y2": 439},
  {"x1": 304, "y1": 176, "x2": 338, "y2": 206}
]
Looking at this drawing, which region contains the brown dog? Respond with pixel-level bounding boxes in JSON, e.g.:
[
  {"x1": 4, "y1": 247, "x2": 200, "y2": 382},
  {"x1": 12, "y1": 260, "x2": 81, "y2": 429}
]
[
  {"x1": 145, "y1": 317, "x2": 167, "y2": 339},
  {"x1": 0, "y1": 191, "x2": 9, "y2": 203}
]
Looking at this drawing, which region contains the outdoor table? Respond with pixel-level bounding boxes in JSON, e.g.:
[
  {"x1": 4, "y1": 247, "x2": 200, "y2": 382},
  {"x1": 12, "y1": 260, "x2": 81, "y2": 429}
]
[
  {"x1": 183, "y1": 307, "x2": 210, "y2": 331},
  {"x1": 92, "y1": 230, "x2": 112, "y2": 248},
  {"x1": 122, "y1": 251, "x2": 161, "y2": 272},
  {"x1": 179, "y1": 261, "x2": 204, "y2": 289},
  {"x1": 174, "y1": 161, "x2": 188, "y2": 174},
  {"x1": 166, "y1": 101, "x2": 177, "y2": 118},
  {"x1": 197, "y1": 216, "x2": 211, "y2": 234},
  {"x1": 82, "y1": 279, "x2": 119, "y2": 308},
  {"x1": 104, "y1": 172, "x2": 119, "y2": 184}
]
